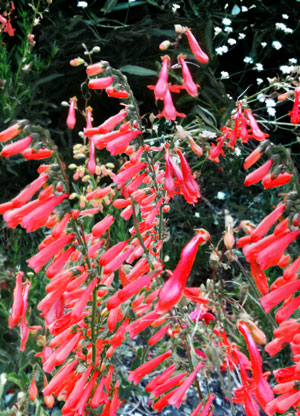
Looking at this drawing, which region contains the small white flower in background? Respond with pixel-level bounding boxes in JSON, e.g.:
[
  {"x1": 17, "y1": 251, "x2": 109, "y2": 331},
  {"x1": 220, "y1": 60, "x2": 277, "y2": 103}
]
[
  {"x1": 227, "y1": 38, "x2": 236, "y2": 46},
  {"x1": 282, "y1": 14, "x2": 289, "y2": 19},
  {"x1": 217, "y1": 191, "x2": 226, "y2": 200},
  {"x1": 280, "y1": 65, "x2": 293, "y2": 74},
  {"x1": 214, "y1": 26, "x2": 222, "y2": 35},
  {"x1": 257, "y1": 93, "x2": 265, "y2": 103},
  {"x1": 243, "y1": 56, "x2": 253, "y2": 64},
  {"x1": 261, "y1": 42, "x2": 267, "y2": 48},
  {"x1": 224, "y1": 26, "x2": 233, "y2": 33},
  {"x1": 221, "y1": 71, "x2": 230, "y2": 79},
  {"x1": 267, "y1": 107, "x2": 276, "y2": 116},
  {"x1": 276, "y1": 22, "x2": 287, "y2": 31},
  {"x1": 289, "y1": 58, "x2": 297, "y2": 64},
  {"x1": 285, "y1": 28, "x2": 294, "y2": 34},
  {"x1": 77, "y1": 1, "x2": 88, "y2": 7},
  {"x1": 272, "y1": 41, "x2": 282, "y2": 50},
  {"x1": 1, "y1": 373, "x2": 7, "y2": 385},
  {"x1": 222, "y1": 18, "x2": 232, "y2": 26},
  {"x1": 234, "y1": 147, "x2": 241, "y2": 156},
  {"x1": 172, "y1": 4, "x2": 180, "y2": 13},
  {"x1": 257, "y1": 78, "x2": 263, "y2": 85},
  {"x1": 201, "y1": 130, "x2": 217, "y2": 139},
  {"x1": 164, "y1": 255, "x2": 170, "y2": 262},
  {"x1": 238, "y1": 33, "x2": 246, "y2": 39},
  {"x1": 241, "y1": 6, "x2": 248, "y2": 12},
  {"x1": 194, "y1": 212, "x2": 200, "y2": 218},
  {"x1": 255, "y1": 63, "x2": 264, "y2": 71},
  {"x1": 215, "y1": 45, "x2": 229, "y2": 55},
  {"x1": 265, "y1": 98, "x2": 276, "y2": 107}
]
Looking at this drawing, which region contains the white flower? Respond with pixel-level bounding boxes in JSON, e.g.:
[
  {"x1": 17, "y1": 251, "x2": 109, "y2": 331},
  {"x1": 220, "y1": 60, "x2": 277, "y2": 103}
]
[
  {"x1": 194, "y1": 212, "x2": 200, "y2": 218},
  {"x1": 280, "y1": 65, "x2": 293, "y2": 74},
  {"x1": 289, "y1": 58, "x2": 297, "y2": 64},
  {"x1": 261, "y1": 42, "x2": 267, "y2": 48},
  {"x1": 172, "y1": 4, "x2": 180, "y2": 12},
  {"x1": 272, "y1": 41, "x2": 282, "y2": 50},
  {"x1": 77, "y1": 1, "x2": 88, "y2": 7},
  {"x1": 282, "y1": 14, "x2": 289, "y2": 19},
  {"x1": 243, "y1": 56, "x2": 253, "y2": 64},
  {"x1": 276, "y1": 22, "x2": 287, "y2": 31},
  {"x1": 222, "y1": 18, "x2": 232, "y2": 26},
  {"x1": 217, "y1": 191, "x2": 226, "y2": 200},
  {"x1": 220, "y1": 71, "x2": 230, "y2": 79},
  {"x1": 224, "y1": 26, "x2": 233, "y2": 33},
  {"x1": 238, "y1": 33, "x2": 246, "y2": 40},
  {"x1": 241, "y1": 6, "x2": 248, "y2": 12},
  {"x1": 257, "y1": 93, "x2": 265, "y2": 103},
  {"x1": 227, "y1": 38, "x2": 236, "y2": 46},
  {"x1": 256, "y1": 78, "x2": 263, "y2": 85},
  {"x1": 267, "y1": 107, "x2": 276, "y2": 116},
  {"x1": 215, "y1": 45, "x2": 229, "y2": 55},
  {"x1": 255, "y1": 63, "x2": 264, "y2": 72},
  {"x1": 201, "y1": 130, "x2": 217, "y2": 138},
  {"x1": 234, "y1": 147, "x2": 241, "y2": 156},
  {"x1": 285, "y1": 28, "x2": 294, "y2": 34},
  {"x1": 265, "y1": 98, "x2": 276, "y2": 107},
  {"x1": 214, "y1": 26, "x2": 222, "y2": 35}
]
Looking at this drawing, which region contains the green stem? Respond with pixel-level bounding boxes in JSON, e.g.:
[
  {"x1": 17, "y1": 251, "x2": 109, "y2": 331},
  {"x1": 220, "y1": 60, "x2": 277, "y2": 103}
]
[{"x1": 185, "y1": 340, "x2": 203, "y2": 400}]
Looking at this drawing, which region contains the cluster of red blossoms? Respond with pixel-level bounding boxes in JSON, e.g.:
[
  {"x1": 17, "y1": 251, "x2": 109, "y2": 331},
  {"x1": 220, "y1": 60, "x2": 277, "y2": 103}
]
[
  {"x1": 2, "y1": 22, "x2": 300, "y2": 416},
  {"x1": 148, "y1": 27, "x2": 209, "y2": 121},
  {"x1": 0, "y1": 2, "x2": 15, "y2": 37}
]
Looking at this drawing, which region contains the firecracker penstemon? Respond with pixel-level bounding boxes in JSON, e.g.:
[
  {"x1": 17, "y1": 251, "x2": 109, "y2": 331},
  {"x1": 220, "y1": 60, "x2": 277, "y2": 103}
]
[{"x1": 2, "y1": 24, "x2": 300, "y2": 416}]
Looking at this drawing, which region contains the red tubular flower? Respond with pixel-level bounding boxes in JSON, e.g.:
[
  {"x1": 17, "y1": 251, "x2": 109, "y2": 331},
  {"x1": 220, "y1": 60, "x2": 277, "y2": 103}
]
[
  {"x1": 244, "y1": 109, "x2": 269, "y2": 141},
  {"x1": 22, "y1": 148, "x2": 53, "y2": 160},
  {"x1": 162, "y1": 89, "x2": 177, "y2": 121},
  {"x1": 8, "y1": 271, "x2": 24, "y2": 329},
  {"x1": 106, "y1": 130, "x2": 142, "y2": 155},
  {"x1": 284, "y1": 256, "x2": 300, "y2": 281},
  {"x1": 12, "y1": 173, "x2": 49, "y2": 208},
  {"x1": 244, "y1": 159, "x2": 273, "y2": 187},
  {"x1": 260, "y1": 280, "x2": 300, "y2": 313},
  {"x1": 188, "y1": 137, "x2": 203, "y2": 156},
  {"x1": 71, "y1": 277, "x2": 98, "y2": 320},
  {"x1": 1, "y1": 135, "x2": 33, "y2": 157},
  {"x1": 27, "y1": 233, "x2": 74, "y2": 273},
  {"x1": 92, "y1": 214, "x2": 114, "y2": 238},
  {"x1": 113, "y1": 162, "x2": 147, "y2": 188},
  {"x1": 127, "y1": 310, "x2": 161, "y2": 339},
  {"x1": 0, "y1": 122, "x2": 23, "y2": 142},
  {"x1": 128, "y1": 350, "x2": 172, "y2": 385},
  {"x1": 243, "y1": 146, "x2": 263, "y2": 170},
  {"x1": 290, "y1": 88, "x2": 300, "y2": 124},
  {"x1": 168, "y1": 361, "x2": 204, "y2": 408},
  {"x1": 145, "y1": 364, "x2": 177, "y2": 392},
  {"x1": 43, "y1": 360, "x2": 78, "y2": 396},
  {"x1": 148, "y1": 324, "x2": 169, "y2": 346},
  {"x1": 20, "y1": 281, "x2": 31, "y2": 351},
  {"x1": 177, "y1": 149, "x2": 201, "y2": 203},
  {"x1": 107, "y1": 270, "x2": 159, "y2": 309},
  {"x1": 156, "y1": 230, "x2": 210, "y2": 314},
  {"x1": 29, "y1": 373, "x2": 38, "y2": 401},
  {"x1": 178, "y1": 54, "x2": 199, "y2": 97},
  {"x1": 99, "y1": 240, "x2": 128, "y2": 266},
  {"x1": 257, "y1": 229, "x2": 300, "y2": 270},
  {"x1": 88, "y1": 76, "x2": 114, "y2": 90},
  {"x1": 103, "y1": 246, "x2": 135, "y2": 274},
  {"x1": 152, "y1": 372, "x2": 188, "y2": 397},
  {"x1": 250, "y1": 261, "x2": 269, "y2": 295},
  {"x1": 250, "y1": 203, "x2": 286, "y2": 242},
  {"x1": 262, "y1": 172, "x2": 292, "y2": 189},
  {"x1": 275, "y1": 296, "x2": 300, "y2": 323},
  {"x1": 86, "y1": 62, "x2": 104, "y2": 76},
  {"x1": 66, "y1": 97, "x2": 77, "y2": 130},
  {"x1": 154, "y1": 55, "x2": 170, "y2": 100},
  {"x1": 62, "y1": 366, "x2": 93, "y2": 412},
  {"x1": 106, "y1": 86, "x2": 129, "y2": 98},
  {"x1": 184, "y1": 27, "x2": 209, "y2": 64},
  {"x1": 85, "y1": 109, "x2": 127, "y2": 136}
]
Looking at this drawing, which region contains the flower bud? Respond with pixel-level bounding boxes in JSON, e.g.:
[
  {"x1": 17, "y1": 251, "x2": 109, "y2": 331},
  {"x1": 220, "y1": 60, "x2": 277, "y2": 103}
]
[
  {"x1": 175, "y1": 24, "x2": 184, "y2": 33},
  {"x1": 159, "y1": 40, "x2": 171, "y2": 51},
  {"x1": 70, "y1": 57, "x2": 84, "y2": 67}
]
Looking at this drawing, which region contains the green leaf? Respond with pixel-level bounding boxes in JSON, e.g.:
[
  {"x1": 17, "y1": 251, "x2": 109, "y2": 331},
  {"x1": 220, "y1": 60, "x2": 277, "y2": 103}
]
[
  {"x1": 112, "y1": 1, "x2": 146, "y2": 10},
  {"x1": 101, "y1": 0, "x2": 119, "y2": 14},
  {"x1": 119, "y1": 65, "x2": 157, "y2": 76},
  {"x1": 130, "y1": 347, "x2": 144, "y2": 370},
  {"x1": 35, "y1": 73, "x2": 64, "y2": 86},
  {"x1": 231, "y1": 4, "x2": 241, "y2": 15}
]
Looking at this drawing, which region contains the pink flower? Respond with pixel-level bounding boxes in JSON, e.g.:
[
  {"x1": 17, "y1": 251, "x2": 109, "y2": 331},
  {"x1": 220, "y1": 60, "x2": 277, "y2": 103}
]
[
  {"x1": 185, "y1": 27, "x2": 209, "y2": 64},
  {"x1": 66, "y1": 97, "x2": 77, "y2": 130},
  {"x1": 178, "y1": 54, "x2": 199, "y2": 97},
  {"x1": 1, "y1": 136, "x2": 33, "y2": 157},
  {"x1": 154, "y1": 56, "x2": 170, "y2": 100},
  {"x1": 290, "y1": 88, "x2": 300, "y2": 124},
  {"x1": 128, "y1": 350, "x2": 172, "y2": 384},
  {"x1": 88, "y1": 76, "x2": 114, "y2": 90}
]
